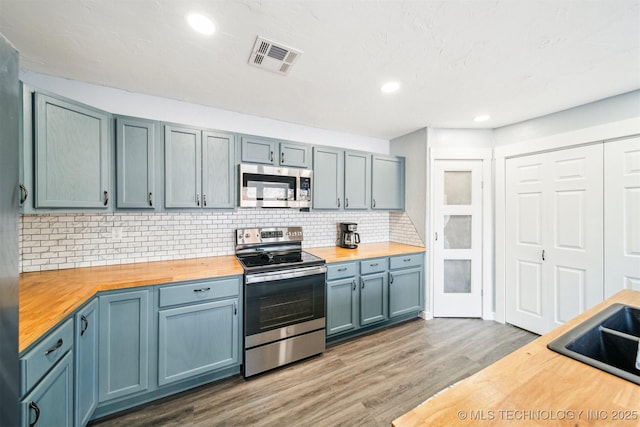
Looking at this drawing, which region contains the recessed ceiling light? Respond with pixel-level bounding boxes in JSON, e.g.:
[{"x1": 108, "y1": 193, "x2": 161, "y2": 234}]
[
  {"x1": 474, "y1": 114, "x2": 491, "y2": 122},
  {"x1": 186, "y1": 13, "x2": 215, "y2": 36},
  {"x1": 380, "y1": 81, "x2": 400, "y2": 94}
]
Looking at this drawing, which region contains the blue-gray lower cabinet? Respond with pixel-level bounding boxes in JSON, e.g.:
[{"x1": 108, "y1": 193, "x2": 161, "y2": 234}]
[
  {"x1": 75, "y1": 298, "x2": 99, "y2": 427},
  {"x1": 158, "y1": 298, "x2": 239, "y2": 385},
  {"x1": 360, "y1": 272, "x2": 389, "y2": 326},
  {"x1": 389, "y1": 267, "x2": 423, "y2": 318},
  {"x1": 98, "y1": 289, "x2": 150, "y2": 403},
  {"x1": 327, "y1": 277, "x2": 358, "y2": 335},
  {"x1": 20, "y1": 351, "x2": 73, "y2": 427}
]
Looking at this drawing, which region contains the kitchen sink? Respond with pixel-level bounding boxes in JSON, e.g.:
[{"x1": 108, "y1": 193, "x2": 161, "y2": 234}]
[{"x1": 547, "y1": 303, "x2": 640, "y2": 384}]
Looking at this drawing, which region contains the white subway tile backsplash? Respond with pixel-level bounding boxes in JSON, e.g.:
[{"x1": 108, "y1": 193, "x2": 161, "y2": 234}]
[{"x1": 19, "y1": 209, "x2": 422, "y2": 272}]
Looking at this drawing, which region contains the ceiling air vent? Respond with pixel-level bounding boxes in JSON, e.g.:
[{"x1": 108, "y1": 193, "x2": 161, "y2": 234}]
[{"x1": 248, "y1": 36, "x2": 302, "y2": 76}]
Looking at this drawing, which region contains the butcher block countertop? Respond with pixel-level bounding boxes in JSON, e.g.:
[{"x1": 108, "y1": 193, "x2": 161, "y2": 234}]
[
  {"x1": 19, "y1": 242, "x2": 424, "y2": 354},
  {"x1": 19, "y1": 255, "x2": 243, "y2": 353},
  {"x1": 393, "y1": 289, "x2": 640, "y2": 427},
  {"x1": 306, "y1": 242, "x2": 425, "y2": 263}
]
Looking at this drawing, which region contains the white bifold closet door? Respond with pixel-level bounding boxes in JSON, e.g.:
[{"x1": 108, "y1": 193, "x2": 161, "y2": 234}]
[
  {"x1": 604, "y1": 136, "x2": 640, "y2": 297},
  {"x1": 505, "y1": 144, "x2": 603, "y2": 335}
]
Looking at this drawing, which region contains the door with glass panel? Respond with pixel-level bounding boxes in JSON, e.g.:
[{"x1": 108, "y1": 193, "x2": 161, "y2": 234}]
[{"x1": 433, "y1": 160, "x2": 483, "y2": 317}]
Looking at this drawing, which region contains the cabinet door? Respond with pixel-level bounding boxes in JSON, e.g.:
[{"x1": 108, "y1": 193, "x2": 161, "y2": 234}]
[
  {"x1": 280, "y1": 142, "x2": 310, "y2": 168},
  {"x1": 158, "y1": 298, "x2": 239, "y2": 385},
  {"x1": 327, "y1": 278, "x2": 358, "y2": 335},
  {"x1": 240, "y1": 136, "x2": 276, "y2": 165},
  {"x1": 75, "y1": 298, "x2": 98, "y2": 427},
  {"x1": 165, "y1": 125, "x2": 202, "y2": 208},
  {"x1": 21, "y1": 352, "x2": 73, "y2": 427},
  {"x1": 202, "y1": 131, "x2": 235, "y2": 208},
  {"x1": 34, "y1": 92, "x2": 110, "y2": 208},
  {"x1": 116, "y1": 116, "x2": 155, "y2": 209},
  {"x1": 312, "y1": 147, "x2": 343, "y2": 209},
  {"x1": 360, "y1": 272, "x2": 388, "y2": 326},
  {"x1": 99, "y1": 290, "x2": 149, "y2": 402},
  {"x1": 344, "y1": 151, "x2": 370, "y2": 209},
  {"x1": 389, "y1": 267, "x2": 422, "y2": 318},
  {"x1": 371, "y1": 155, "x2": 405, "y2": 210}
]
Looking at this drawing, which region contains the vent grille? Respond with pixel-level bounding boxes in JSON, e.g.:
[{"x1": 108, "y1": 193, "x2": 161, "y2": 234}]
[{"x1": 248, "y1": 36, "x2": 302, "y2": 76}]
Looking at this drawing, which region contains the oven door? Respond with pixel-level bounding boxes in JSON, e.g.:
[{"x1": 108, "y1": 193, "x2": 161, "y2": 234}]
[{"x1": 244, "y1": 265, "x2": 326, "y2": 348}]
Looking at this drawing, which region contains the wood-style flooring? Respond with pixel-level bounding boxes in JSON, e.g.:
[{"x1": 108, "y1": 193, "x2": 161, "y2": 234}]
[{"x1": 91, "y1": 318, "x2": 537, "y2": 427}]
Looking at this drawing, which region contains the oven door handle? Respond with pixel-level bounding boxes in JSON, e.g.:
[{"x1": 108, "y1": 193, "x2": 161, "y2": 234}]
[{"x1": 245, "y1": 265, "x2": 327, "y2": 284}]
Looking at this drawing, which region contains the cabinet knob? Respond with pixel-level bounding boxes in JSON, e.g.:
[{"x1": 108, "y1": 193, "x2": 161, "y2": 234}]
[
  {"x1": 19, "y1": 183, "x2": 28, "y2": 205},
  {"x1": 80, "y1": 314, "x2": 89, "y2": 336},
  {"x1": 28, "y1": 401, "x2": 40, "y2": 427}
]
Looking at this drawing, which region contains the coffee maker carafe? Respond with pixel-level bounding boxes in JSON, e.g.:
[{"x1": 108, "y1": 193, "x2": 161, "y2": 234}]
[{"x1": 338, "y1": 222, "x2": 360, "y2": 249}]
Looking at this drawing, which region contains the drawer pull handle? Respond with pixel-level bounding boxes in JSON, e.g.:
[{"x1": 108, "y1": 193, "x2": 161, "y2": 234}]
[
  {"x1": 337, "y1": 267, "x2": 347, "y2": 272},
  {"x1": 370, "y1": 263, "x2": 378, "y2": 267},
  {"x1": 281, "y1": 152, "x2": 285, "y2": 164},
  {"x1": 44, "y1": 339, "x2": 63, "y2": 356},
  {"x1": 29, "y1": 401, "x2": 40, "y2": 427},
  {"x1": 270, "y1": 151, "x2": 274, "y2": 163},
  {"x1": 80, "y1": 315, "x2": 89, "y2": 336},
  {"x1": 193, "y1": 287, "x2": 211, "y2": 293},
  {"x1": 403, "y1": 258, "x2": 411, "y2": 262}
]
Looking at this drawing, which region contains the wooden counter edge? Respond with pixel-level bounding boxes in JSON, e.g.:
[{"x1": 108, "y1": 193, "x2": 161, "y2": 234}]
[{"x1": 392, "y1": 289, "x2": 640, "y2": 427}]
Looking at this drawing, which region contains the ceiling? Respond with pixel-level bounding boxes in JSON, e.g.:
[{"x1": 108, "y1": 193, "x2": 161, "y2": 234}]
[{"x1": 0, "y1": 0, "x2": 639, "y2": 140}]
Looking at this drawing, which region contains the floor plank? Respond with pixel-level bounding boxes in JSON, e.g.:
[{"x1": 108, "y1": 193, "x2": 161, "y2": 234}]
[{"x1": 91, "y1": 318, "x2": 537, "y2": 427}]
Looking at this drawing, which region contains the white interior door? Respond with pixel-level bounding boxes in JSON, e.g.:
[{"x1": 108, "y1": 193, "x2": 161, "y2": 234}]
[
  {"x1": 433, "y1": 160, "x2": 483, "y2": 317},
  {"x1": 506, "y1": 144, "x2": 604, "y2": 334},
  {"x1": 604, "y1": 136, "x2": 640, "y2": 296}
]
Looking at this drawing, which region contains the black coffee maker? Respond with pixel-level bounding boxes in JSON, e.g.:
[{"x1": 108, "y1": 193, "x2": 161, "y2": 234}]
[{"x1": 338, "y1": 223, "x2": 360, "y2": 249}]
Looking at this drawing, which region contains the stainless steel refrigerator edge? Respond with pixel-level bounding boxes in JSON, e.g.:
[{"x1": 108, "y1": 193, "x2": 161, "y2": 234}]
[{"x1": 0, "y1": 32, "x2": 20, "y2": 426}]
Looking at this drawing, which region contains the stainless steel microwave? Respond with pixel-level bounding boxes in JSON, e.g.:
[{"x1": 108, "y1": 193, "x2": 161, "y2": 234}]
[{"x1": 239, "y1": 164, "x2": 312, "y2": 208}]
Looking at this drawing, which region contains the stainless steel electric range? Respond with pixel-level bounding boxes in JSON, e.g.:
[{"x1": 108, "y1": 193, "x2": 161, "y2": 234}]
[{"x1": 235, "y1": 226, "x2": 327, "y2": 377}]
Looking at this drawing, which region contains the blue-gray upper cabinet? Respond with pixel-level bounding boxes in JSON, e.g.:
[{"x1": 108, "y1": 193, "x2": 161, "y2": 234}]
[
  {"x1": 98, "y1": 289, "x2": 150, "y2": 403},
  {"x1": 312, "y1": 147, "x2": 343, "y2": 209},
  {"x1": 75, "y1": 298, "x2": 99, "y2": 427},
  {"x1": 344, "y1": 151, "x2": 370, "y2": 210},
  {"x1": 371, "y1": 154, "x2": 405, "y2": 210},
  {"x1": 20, "y1": 351, "x2": 73, "y2": 427},
  {"x1": 241, "y1": 136, "x2": 310, "y2": 168},
  {"x1": 115, "y1": 116, "x2": 156, "y2": 209},
  {"x1": 33, "y1": 92, "x2": 111, "y2": 209},
  {"x1": 165, "y1": 125, "x2": 235, "y2": 209}
]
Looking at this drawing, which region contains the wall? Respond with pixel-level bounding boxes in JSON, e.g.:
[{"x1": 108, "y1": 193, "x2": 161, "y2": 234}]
[
  {"x1": 390, "y1": 128, "x2": 427, "y2": 246},
  {"x1": 17, "y1": 72, "x2": 409, "y2": 272},
  {"x1": 20, "y1": 210, "x2": 390, "y2": 272},
  {"x1": 21, "y1": 71, "x2": 389, "y2": 153}
]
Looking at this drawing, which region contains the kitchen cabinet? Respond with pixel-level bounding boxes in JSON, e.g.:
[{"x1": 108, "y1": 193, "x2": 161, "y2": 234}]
[
  {"x1": 75, "y1": 298, "x2": 99, "y2": 427},
  {"x1": 326, "y1": 262, "x2": 358, "y2": 335},
  {"x1": 241, "y1": 136, "x2": 310, "y2": 168},
  {"x1": 359, "y1": 258, "x2": 389, "y2": 326},
  {"x1": 371, "y1": 154, "x2": 405, "y2": 210},
  {"x1": 20, "y1": 352, "x2": 73, "y2": 427},
  {"x1": 33, "y1": 91, "x2": 111, "y2": 209},
  {"x1": 157, "y1": 277, "x2": 241, "y2": 385},
  {"x1": 115, "y1": 116, "x2": 157, "y2": 209},
  {"x1": 312, "y1": 147, "x2": 370, "y2": 210},
  {"x1": 98, "y1": 289, "x2": 150, "y2": 403},
  {"x1": 165, "y1": 125, "x2": 235, "y2": 209},
  {"x1": 389, "y1": 254, "x2": 424, "y2": 318},
  {"x1": 19, "y1": 318, "x2": 74, "y2": 427}
]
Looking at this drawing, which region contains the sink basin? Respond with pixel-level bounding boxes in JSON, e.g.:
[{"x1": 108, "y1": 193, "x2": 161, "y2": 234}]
[{"x1": 547, "y1": 303, "x2": 640, "y2": 384}]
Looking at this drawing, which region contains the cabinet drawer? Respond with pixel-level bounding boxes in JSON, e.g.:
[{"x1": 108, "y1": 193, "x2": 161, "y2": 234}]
[
  {"x1": 159, "y1": 277, "x2": 241, "y2": 307},
  {"x1": 390, "y1": 253, "x2": 424, "y2": 270},
  {"x1": 21, "y1": 318, "x2": 74, "y2": 396},
  {"x1": 360, "y1": 257, "x2": 388, "y2": 275},
  {"x1": 327, "y1": 262, "x2": 357, "y2": 280}
]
